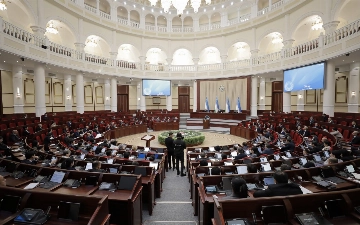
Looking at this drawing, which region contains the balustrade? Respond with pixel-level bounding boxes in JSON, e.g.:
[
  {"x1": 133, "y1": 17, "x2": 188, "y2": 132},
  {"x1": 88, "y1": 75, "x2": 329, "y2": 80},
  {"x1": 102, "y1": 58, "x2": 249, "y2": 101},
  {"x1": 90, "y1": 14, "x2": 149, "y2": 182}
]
[
  {"x1": 99, "y1": 11, "x2": 111, "y2": 20},
  {"x1": 84, "y1": 3, "x2": 97, "y2": 14}
]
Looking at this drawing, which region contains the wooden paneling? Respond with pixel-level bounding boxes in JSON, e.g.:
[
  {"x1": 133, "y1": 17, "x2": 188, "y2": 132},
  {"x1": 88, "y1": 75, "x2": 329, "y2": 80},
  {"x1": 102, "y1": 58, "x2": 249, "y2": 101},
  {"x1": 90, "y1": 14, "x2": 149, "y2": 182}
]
[
  {"x1": 272, "y1": 93, "x2": 283, "y2": 112},
  {"x1": 178, "y1": 86, "x2": 190, "y2": 95},
  {"x1": 117, "y1": 94, "x2": 129, "y2": 112},
  {"x1": 117, "y1": 85, "x2": 129, "y2": 94},
  {"x1": 178, "y1": 95, "x2": 190, "y2": 113},
  {"x1": 272, "y1": 81, "x2": 283, "y2": 92}
]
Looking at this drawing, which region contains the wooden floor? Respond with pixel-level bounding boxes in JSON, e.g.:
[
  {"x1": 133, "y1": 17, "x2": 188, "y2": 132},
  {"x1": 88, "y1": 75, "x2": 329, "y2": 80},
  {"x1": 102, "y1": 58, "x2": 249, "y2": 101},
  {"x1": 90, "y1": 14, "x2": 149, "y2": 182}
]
[{"x1": 116, "y1": 131, "x2": 248, "y2": 148}]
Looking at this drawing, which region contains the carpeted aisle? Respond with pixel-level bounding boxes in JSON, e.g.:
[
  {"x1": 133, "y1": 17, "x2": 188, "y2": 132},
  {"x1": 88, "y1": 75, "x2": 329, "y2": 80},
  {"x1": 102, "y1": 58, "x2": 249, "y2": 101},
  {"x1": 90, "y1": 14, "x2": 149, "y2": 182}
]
[{"x1": 143, "y1": 168, "x2": 197, "y2": 225}]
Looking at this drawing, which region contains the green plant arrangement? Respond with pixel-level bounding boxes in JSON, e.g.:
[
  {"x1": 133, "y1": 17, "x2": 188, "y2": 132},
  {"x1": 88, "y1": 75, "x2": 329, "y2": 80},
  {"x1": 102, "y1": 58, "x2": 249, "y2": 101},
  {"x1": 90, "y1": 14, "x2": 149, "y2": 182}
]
[{"x1": 158, "y1": 130, "x2": 205, "y2": 147}]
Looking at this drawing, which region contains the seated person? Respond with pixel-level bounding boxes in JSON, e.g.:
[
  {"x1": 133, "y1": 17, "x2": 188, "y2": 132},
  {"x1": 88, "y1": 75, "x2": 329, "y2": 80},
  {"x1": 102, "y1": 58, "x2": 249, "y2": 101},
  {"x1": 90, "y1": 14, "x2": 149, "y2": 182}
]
[
  {"x1": 351, "y1": 121, "x2": 359, "y2": 129},
  {"x1": 62, "y1": 149, "x2": 71, "y2": 158},
  {"x1": 262, "y1": 145, "x2": 274, "y2": 155},
  {"x1": 0, "y1": 137, "x2": 12, "y2": 156},
  {"x1": 22, "y1": 126, "x2": 31, "y2": 136},
  {"x1": 224, "y1": 177, "x2": 248, "y2": 199},
  {"x1": 9, "y1": 130, "x2": 22, "y2": 144},
  {"x1": 234, "y1": 148, "x2": 247, "y2": 160},
  {"x1": 220, "y1": 154, "x2": 228, "y2": 162},
  {"x1": 0, "y1": 175, "x2": 6, "y2": 186},
  {"x1": 21, "y1": 151, "x2": 38, "y2": 164},
  {"x1": 88, "y1": 161, "x2": 106, "y2": 173},
  {"x1": 280, "y1": 164, "x2": 292, "y2": 171},
  {"x1": 303, "y1": 162, "x2": 315, "y2": 168},
  {"x1": 61, "y1": 158, "x2": 75, "y2": 170},
  {"x1": 211, "y1": 166, "x2": 221, "y2": 175},
  {"x1": 123, "y1": 151, "x2": 130, "y2": 159},
  {"x1": 341, "y1": 150, "x2": 354, "y2": 162},
  {"x1": 324, "y1": 157, "x2": 341, "y2": 165},
  {"x1": 249, "y1": 147, "x2": 260, "y2": 157},
  {"x1": 322, "y1": 140, "x2": 331, "y2": 151},
  {"x1": 253, "y1": 171, "x2": 302, "y2": 198},
  {"x1": 35, "y1": 124, "x2": 43, "y2": 132},
  {"x1": 350, "y1": 131, "x2": 360, "y2": 146},
  {"x1": 196, "y1": 152, "x2": 208, "y2": 161},
  {"x1": 247, "y1": 164, "x2": 258, "y2": 173},
  {"x1": 199, "y1": 159, "x2": 208, "y2": 167},
  {"x1": 330, "y1": 127, "x2": 343, "y2": 139},
  {"x1": 280, "y1": 139, "x2": 295, "y2": 152}
]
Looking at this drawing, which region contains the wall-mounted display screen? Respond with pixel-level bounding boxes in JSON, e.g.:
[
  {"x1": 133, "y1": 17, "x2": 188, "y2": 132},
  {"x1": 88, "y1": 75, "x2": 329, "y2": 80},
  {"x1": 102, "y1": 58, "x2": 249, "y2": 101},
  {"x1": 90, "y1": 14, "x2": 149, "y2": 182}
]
[
  {"x1": 142, "y1": 79, "x2": 171, "y2": 96},
  {"x1": 283, "y1": 62, "x2": 325, "y2": 92}
]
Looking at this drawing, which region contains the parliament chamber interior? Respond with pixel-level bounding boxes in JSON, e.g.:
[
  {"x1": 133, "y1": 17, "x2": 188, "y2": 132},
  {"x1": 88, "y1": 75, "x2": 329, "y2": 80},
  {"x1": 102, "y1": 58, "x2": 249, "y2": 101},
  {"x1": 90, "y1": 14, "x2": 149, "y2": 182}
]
[{"x1": 1, "y1": 0, "x2": 360, "y2": 224}]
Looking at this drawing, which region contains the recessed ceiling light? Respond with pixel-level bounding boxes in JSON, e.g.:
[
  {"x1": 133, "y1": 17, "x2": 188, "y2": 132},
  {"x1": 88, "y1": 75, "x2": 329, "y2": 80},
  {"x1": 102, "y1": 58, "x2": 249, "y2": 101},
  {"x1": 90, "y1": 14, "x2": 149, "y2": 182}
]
[
  {"x1": 222, "y1": 5, "x2": 224, "y2": 8},
  {"x1": 169, "y1": 11, "x2": 171, "y2": 14},
  {"x1": 17, "y1": 61, "x2": 18, "y2": 62},
  {"x1": 353, "y1": 61, "x2": 355, "y2": 62},
  {"x1": 231, "y1": 2, "x2": 233, "y2": 5},
  {"x1": 124, "y1": 1, "x2": 126, "y2": 5},
  {"x1": 3, "y1": 61, "x2": 5, "y2": 62},
  {"x1": 186, "y1": 11, "x2": 188, "y2": 14},
  {"x1": 204, "y1": 9, "x2": 206, "y2": 12},
  {"x1": 142, "y1": 7, "x2": 144, "y2": 10},
  {"x1": 151, "y1": 9, "x2": 154, "y2": 12},
  {"x1": 213, "y1": 7, "x2": 215, "y2": 10},
  {"x1": 343, "y1": 60, "x2": 345, "y2": 61},
  {"x1": 133, "y1": 4, "x2": 136, "y2": 8},
  {"x1": 160, "y1": 10, "x2": 162, "y2": 13}
]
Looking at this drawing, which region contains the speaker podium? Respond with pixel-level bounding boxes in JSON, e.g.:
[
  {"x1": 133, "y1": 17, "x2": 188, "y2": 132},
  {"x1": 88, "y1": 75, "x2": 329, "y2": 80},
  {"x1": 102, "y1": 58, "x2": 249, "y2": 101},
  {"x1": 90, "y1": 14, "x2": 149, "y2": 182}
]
[
  {"x1": 141, "y1": 134, "x2": 155, "y2": 147},
  {"x1": 203, "y1": 119, "x2": 210, "y2": 129}
]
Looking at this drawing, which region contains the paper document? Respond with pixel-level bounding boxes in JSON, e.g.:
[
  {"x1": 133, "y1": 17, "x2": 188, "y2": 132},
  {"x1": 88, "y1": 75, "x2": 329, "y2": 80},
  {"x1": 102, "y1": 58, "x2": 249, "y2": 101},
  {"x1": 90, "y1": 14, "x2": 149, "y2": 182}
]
[
  {"x1": 262, "y1": 163, "x2": 272, "y2": 172},
  {"x1": 300, "y1": 185, "x2": 313, "y2": 194},
  {"x1": 207, "y1": 162, "x2": 212, "y2": 166},
  {"x1": 224, "y1": 162, "x2": 233, "y2": 166},
  {"x1": 209, "y1": 147, "x2": 215, "y2": 152},
  {"x1": 24, "y1": 183, "x2": 39, "y2": 190},
  {"x1": 85, "y1": 163, "x2": 93, "y2": 170},
  {"x1": 143, "y1": 135, "x2": 152, "y2": 141},
  {"x1": 150, "y1": 162, "x2": 159, "y2": 170},
  {"x1": 107, "y1": 159, "x2": 114, "y2": 164},
  {"x1": 231, "y1": 151, "x2": 237, "y2": 157},
  {"x1": 236, "y1": 166, "x2": 248, "y2": 174}
]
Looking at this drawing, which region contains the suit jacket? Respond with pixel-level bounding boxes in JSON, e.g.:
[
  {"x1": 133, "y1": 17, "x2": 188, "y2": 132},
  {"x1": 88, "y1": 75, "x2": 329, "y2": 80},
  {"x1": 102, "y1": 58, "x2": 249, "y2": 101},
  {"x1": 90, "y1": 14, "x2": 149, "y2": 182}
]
[
  {"x1": 23, "y1": 129, "x2": 31, "y2": 136},
  {"x1": 281, "y1": 142, "x2": 295, "y2": 152},
  {"x1": 262, "y1": 148, "x2": 274, "y2": 155},
  {"x1": 165, "y1": 137, "x2": 174, "y2": 152},
  {"x1": 234, "y1": 153, "x2": 247, "y2": 160},
  {"x1": 351, "y1": 136, "x2": 360, "y2": 145},
  {"x1": 253, "y1": 183, "x2": 302, "y2": 198},
  {"x1": 35, "y1": 126, "x2": 42, "y2": 132},
  {"x1": 9, "y1": 134, "x2": 21, "y2": 143},
  {"x1": 303, "y1": 130, "x2": 310, "y2": 137}
]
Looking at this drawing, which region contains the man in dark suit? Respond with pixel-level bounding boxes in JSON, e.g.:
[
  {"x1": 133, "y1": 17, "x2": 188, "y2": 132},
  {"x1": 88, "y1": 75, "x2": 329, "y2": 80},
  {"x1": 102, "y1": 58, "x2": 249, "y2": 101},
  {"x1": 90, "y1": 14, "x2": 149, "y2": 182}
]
[
  {"x1": 21, "y1": 151, "x2": 38, "y2": 165},
  {"x1": 302, "y1": 126, "x2": 310, "y2": 137},
  {"x1": 88, "y1": 161, "x2": 105, "y2": 173},
  {"x1": 281, "y1": 139, "x2": 295, "y2": 152},
  {"x1": 35, "y1": 124, "x2": 43, "y2": 132},
  {"x1": 22, "y1": 126, "x2": 31, "y2": 137},
  {"x1": 9, "y1": 130, "x2": 22, "y2": 143},
  {"x1": 234, "y1": 148, "x2": 247, "y2": 160},
  {"x1": 351, "y1": 121, "x2": 359, "y2": 129},
  {"x1": 262, "y1": 145, "x2": 274, "y2": 155},
  {"x1": 351, "y1": 131, "x2": 360, "y2": 150},
  {"x1": 165, "y1": 132, "x2": 175, "y2": 170},
  {"x1": 253, "y1": 171, "x2": 302, "y2": 198}
]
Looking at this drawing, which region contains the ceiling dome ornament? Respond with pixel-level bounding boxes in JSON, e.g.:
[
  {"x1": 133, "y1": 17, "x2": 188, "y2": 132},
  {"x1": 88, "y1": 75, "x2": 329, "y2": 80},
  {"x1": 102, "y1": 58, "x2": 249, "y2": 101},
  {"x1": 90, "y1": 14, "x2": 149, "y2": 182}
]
[
  {"x1": 0, "y1": 0, "x2": 7, "y2": 11},
  {"x1": 172, "y1": 0, "x2": 188, "y2": 15}
]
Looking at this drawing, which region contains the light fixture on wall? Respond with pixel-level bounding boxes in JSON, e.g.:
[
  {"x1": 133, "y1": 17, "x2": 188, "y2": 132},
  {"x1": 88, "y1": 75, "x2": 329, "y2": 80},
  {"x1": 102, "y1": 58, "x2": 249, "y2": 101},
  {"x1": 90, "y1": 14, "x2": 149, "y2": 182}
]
[
  {"x1": 16, "y1": 87, "x2": 21, "y2": 98},
  {"x1": 46, "y1": 21, "x2": 59, "y2": 34},
  {"x1": 0, "y1": 0, "x2": 7, "y2": 11},
  {"x1": 298, "y1": 94, "x2": 303, "y2": 99},
  {"x1": 106, "y1": 97, "x2": 109, "y2": 101},
  {"x1": 260, "y1": 96, "x2": 264, "y2": 100},
  {"x1": 311, "y1": 16, "x2": 323, "y2": 30},
  {"x1": 66, "y1": 95, "x2": 71, "y2": 100},
  {"x1": 148, "y1": 0, "x2": 211, "y2": 14},
  {"x1": 86, "y1": 38, "x2": 98, "y2": 47},
  {"x1": 271, "y1": 33, "x2": 283, "y2": 44},
  {"x1": 351, "y1": 91, "x2": 356, "y2": 97}
]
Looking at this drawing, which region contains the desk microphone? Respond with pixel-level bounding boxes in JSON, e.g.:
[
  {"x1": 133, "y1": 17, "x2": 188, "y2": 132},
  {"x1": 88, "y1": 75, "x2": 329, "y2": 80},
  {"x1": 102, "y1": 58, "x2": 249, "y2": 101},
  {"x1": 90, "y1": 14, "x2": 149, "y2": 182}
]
[{"x1": 252, "y1": 213, "x2": 257, "y2": 225}]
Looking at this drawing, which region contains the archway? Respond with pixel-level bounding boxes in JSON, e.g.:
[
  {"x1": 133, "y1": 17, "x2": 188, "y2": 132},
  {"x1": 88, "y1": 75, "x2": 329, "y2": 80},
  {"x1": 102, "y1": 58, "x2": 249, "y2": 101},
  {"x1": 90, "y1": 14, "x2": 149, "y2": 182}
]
[
  {"x1": 199, "y1": 47, "x2": 221, "y2": 65},
  {"x1": 172, "y1": 49, "x2": 194, "y2": 65}
]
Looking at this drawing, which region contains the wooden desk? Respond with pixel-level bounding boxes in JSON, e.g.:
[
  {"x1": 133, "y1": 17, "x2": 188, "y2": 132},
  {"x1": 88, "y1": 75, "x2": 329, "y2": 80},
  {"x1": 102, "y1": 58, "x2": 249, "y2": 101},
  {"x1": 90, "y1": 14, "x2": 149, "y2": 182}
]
[
  {"x1": 190, "y1": 112, "x2": 247, "y2": 120},
  {"x1": 153, "y1": 122, "x2": 179, "y2": 131},
  {"x1": 203, "y1": 119, "x2": 210, "y2": 129}
]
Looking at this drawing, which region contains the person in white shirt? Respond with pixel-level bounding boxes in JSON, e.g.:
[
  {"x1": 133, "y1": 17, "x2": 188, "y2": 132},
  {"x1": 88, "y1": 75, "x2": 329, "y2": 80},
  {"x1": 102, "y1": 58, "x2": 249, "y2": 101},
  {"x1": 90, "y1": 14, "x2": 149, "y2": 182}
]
[{"x1": 330, "y1": 127, "x2": 343, "y2": 139}]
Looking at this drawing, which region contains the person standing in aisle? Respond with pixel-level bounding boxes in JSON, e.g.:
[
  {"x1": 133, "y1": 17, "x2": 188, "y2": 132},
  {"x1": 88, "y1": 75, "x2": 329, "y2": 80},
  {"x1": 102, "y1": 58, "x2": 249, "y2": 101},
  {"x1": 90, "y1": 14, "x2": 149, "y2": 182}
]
[
  {"x1": 174, "y1": 133, "x2": 186, "y2": 176},
  {"x1": 165, "y1": 132, "x2": 175, "y2": 170}
]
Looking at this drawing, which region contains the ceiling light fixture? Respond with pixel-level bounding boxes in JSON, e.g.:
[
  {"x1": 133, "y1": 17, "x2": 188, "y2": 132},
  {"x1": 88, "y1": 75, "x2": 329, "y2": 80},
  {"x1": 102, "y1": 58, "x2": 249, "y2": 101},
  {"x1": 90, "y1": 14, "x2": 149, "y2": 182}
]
[
  {"x1": 148, "y1": 0, "x2": 211, "y2": 14},
  {"x1": 0, "y1": 0, "x2": 7, "y2": 11},
  {"x1": 86, "y1": 38, "x2": 98, "y2": 47},
  {"x1": 311, "y1": 16, "x2": 323, "y2": 30},
  {"x1": 271, "y1": 33, "x2": 283, "y2": 44},
  {"x1": 46, "y1": 21, "x2": 59, "y2": 34}
]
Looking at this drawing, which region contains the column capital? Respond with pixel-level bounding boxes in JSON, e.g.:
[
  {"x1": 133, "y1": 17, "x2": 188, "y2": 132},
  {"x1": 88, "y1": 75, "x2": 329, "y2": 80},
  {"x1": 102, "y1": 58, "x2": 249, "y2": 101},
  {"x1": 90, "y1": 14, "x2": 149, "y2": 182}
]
[
  {"x1": 250, "y1": 49, "x2": 260, "y2": 58},
  {"x1": 166, "y1": 58, "x2": 173, "y2": 65},
  {"x1": 220, "y1": 55, "x2": 228, "y2": 61},
  {"x1": 192, "y1": 58, "x2": 199, "y2": 65},
  {"x1": 322, "y1": 21, "x2": 340, "y2": 34},
  {"x1": 74, "y1": 42, "x2": 85, "y2": 51},
  {"x1": 282, "y1": 39, "x2": 295, "y2": 48},
  {"x1": 139, "y1": 56, "x2": 146, "y2": 62},
  {"x1": 30, "y1": 26, "x2": 46, "y2": 37},
  {"x1": 109, "y1": 52, "x2": 118, "y2": 60}
]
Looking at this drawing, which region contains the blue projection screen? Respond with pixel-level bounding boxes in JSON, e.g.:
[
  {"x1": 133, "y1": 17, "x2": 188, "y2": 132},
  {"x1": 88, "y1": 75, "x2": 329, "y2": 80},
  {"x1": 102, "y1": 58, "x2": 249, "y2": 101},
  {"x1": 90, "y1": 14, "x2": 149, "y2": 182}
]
[
  {"x1": 283, "y1": 62, "x2": 325, "y2": 92},
  {"x1": 142, "y1": 79, "x2": 171, "y2": 96}
]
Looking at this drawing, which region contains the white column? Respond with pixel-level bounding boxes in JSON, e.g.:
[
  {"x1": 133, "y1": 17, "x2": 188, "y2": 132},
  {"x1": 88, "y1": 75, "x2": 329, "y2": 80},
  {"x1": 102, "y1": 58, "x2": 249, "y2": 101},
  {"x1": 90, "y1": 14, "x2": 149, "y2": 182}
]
[
  {"x1": 166, "y1": 81, "x2": 172, "y2": 111},
  {"x1": 268, "y1": 0, "x2": 272, "y2": 11},
  {"x1": 110, "y1": 6, "x2": 117, "y2": 21},
  {"x1": 96, "y1": 0, "x2": 100, "y2": 15},
  {"x1": 64, "y1": 75, "x2": 72, "y2": 111},
  {"x1": 193, "y1": 18, "x2": 199, "y2": 32},
  {"x1": 140, "y1": 81, "x2": 146, "y2": 111},
  {"x1": 12, "y1": 65, "x2": 24, "y2": 113},
  {"x1": 283, "y1": 92, "x2": 291, "y2": 113},
  {"x1": 34, "y1": 63, "x2": 46, "y2": 117},
  {"x1": 193, "y1": 80, "x2": 197, "y2": 112},
  {"x1": 137, "y1": 82, "x2": 141, "y2": 110},
  {"x1": 258, "y1": 77, "x2": 265, "y2": 110},
  {"x1": 104, "y1": 79, "x2": 111, "y2": 110},
  {"x1": 348, "y1": 62, "x2": 360, "y2": 112},
  {"x1": 76, "y1": 73, "x2": 84, "y2": 114},
  {"x1": 251, "y1": 76, "x2": 258, "y2": 117},
  {"x1": 323, "y1": 61, "x2": 335, "y2": 116},
  {"x1": 251, "y1": 1, "x2": 258, "y2": 18},
  {"x1": 110, "y1": 78, "x2": 117, "y2": 112},
  {"x1": 297, "y1": 90, "x2": 305, "y2": 111}
]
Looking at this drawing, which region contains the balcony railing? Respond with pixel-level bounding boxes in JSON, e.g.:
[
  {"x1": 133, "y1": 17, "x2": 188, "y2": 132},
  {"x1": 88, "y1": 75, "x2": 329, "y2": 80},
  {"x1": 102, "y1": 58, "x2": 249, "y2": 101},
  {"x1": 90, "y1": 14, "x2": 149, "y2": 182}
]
[
  {"x1": 84, "y1": 3, "x2": 97, "y2": 14},
  {"x1": 99, "y1": 11, "x2": 111, "y2": 20},
  {"x1": 1, "y1": 18, "x2": 360, "y2": 74}
]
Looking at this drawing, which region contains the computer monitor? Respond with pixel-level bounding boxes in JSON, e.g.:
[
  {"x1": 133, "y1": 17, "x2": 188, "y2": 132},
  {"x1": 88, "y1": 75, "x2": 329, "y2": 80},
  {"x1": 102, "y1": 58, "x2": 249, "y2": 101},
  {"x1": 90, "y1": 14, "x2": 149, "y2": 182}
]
[
  {"x1": 118, "y1": 176, "x2": 137, "y2": 190},
  {"x1": 57, "y1": 201, "x2": 80, "y2": 221},
  {"x1": 263, "y1": 177, "x2": 275, "y2": 185},
  {"x1": 134, "y1": 166, "x2": 147, "y2": 176}
]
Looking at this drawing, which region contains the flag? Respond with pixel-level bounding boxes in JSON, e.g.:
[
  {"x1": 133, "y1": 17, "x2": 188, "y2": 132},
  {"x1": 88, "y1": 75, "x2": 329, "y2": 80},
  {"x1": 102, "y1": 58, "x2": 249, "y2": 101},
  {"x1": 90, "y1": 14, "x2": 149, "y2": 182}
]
[
  {"x1": 235, "y1": 97, "x2": 242, "y2": 113},
  {"x1": 226, "y1": 98, "x2": 230, "y2": 113},
  {"x1": 205, "y1": 97, "x2": 210, "y2": 111},
  {"x1": 215, "y1": 97, "x2": 220, "y2": 112}
]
